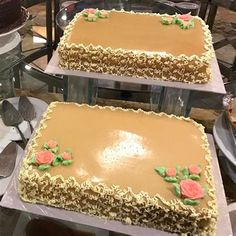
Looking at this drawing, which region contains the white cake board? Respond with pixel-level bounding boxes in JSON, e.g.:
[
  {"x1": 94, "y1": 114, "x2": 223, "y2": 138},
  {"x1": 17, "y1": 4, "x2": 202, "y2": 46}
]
[
  {"x1": 45, "y1": 51, "x2": 226, "y2": 94},
  {"x1": 0, "y1": 135, "x2": 232, "y2": 236}
]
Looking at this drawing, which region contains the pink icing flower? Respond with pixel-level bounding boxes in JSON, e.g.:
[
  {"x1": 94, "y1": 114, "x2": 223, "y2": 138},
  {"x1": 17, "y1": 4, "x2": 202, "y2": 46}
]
[
  {"x1": 86, "y1": 8, "x2": 96, "y2": 14},
  {"x1": 166, "y1": 168, "x2": 176, "y2": 177},
  {"x1": 189, "y1": 165, "x2": 201, "y2": 175},
  {"x1": 180, "y1": 179, "x2": 204, "y2": 200},
  {"x1": 36, "y1": 151, "x2": 54, "y2": 165},
  {"x1": 179, "y1": 14, "x2": 192, "y2": 21},
  {"x1": 47, "y1": 140, "x2": 57, "y2": 149},
  {"x1": 61, "y1": 152, "x2": 72, "y2": 160}
]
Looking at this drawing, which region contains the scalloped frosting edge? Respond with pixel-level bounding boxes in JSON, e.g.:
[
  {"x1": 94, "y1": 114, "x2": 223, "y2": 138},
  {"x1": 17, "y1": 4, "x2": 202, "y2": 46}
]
[{"x1": 18, "y1": 102, "x2": 217, "y2": 234}]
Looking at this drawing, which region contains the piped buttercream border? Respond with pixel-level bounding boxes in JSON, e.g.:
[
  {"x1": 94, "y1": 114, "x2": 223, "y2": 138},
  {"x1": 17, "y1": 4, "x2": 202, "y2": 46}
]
[{"x1": 58, "y1": 10, "x2": 214, "y2": 84}]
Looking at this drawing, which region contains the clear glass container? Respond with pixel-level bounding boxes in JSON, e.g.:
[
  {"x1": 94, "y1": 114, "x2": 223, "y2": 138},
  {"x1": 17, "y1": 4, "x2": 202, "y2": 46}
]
[
  {"x1": 160, "y1": 87, "x2": 190, "y2": 116},
  {"x1": 0, "y1": 33, "x2": 21, "y2": 100},
  {"x1": 0, "y1": 69, "x2": 15, "y2": 100}
]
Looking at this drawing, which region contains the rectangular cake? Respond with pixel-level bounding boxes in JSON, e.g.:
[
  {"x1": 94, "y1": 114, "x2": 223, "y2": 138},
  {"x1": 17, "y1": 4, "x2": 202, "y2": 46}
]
[
  {"x1": 58, "y1": 9, "x2": 214, "y2": 84},
  {"x1": 19, "y1": 102, "x2": 217, "y2": 235}
]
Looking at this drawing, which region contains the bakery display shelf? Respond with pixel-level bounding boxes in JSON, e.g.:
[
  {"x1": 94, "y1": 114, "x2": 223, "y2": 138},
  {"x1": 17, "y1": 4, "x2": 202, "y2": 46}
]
[
  {"x1": 45, "y1": 51, "x2": 226, "y2": 95},
  {"x1": 0, "y1": 135, "x2": 232, "y2": 236}
]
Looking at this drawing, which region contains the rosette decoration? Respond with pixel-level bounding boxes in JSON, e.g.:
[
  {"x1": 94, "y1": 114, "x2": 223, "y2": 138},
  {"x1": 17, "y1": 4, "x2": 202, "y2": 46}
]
[
  {"x1": 161, "y1": 13, "x2": 195, "y2": 29},
  {"x1": 155, "y1": 164, "x2": 205, "y2": 205},
  {"x1": 161, "y1": 16, "x2": 175, "y2": 25},
  {"x1": 30, "y1": 140, "x2": 73, "y2": 171},
  {"x1": 82, "y1": 8, "x2": 109, "y2": 22}
]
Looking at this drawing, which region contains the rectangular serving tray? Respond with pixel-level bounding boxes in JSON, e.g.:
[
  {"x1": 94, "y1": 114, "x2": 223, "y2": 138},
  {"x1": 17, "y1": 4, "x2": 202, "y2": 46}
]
[{"x1": 45, "y1": 51, "x2": 226, "y2": 94}]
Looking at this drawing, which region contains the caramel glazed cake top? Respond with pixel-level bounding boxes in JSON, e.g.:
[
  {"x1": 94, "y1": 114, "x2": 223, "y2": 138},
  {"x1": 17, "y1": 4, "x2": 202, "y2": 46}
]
[
  {"x1": 19, "y1": 102, "x2": 217, "y2": 222},
  {"x1": 59, "y1": 9, "x2": 214, "y2": 64}
]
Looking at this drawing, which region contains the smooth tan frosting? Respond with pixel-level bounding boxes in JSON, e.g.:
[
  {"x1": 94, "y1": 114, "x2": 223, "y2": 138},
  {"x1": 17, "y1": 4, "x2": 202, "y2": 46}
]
[
  {"x1": 32, "y1": 103, "x2": 210, "y2": 209},
  {"x1": 67, "y1": 11, "x2": 205, "y2": 56}
]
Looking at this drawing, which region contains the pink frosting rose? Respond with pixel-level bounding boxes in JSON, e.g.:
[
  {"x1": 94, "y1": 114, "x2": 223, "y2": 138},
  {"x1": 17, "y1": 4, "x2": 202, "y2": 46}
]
[
  {"x1": 179, "y1": 14, "x2": 192, "y2": 21},
  {"x1": 36, "y1": 151, "x2": 54, "y2": 165},
  {"x1": 189, "y1": 165, "x2": 201, "y2": 175},
  {"x1": 166, "y1": 168, "x2": 176, "y2": 177},
  {"x1": 86, "y1": 8, "x2": 96, "y2": 14},
  {"x1": 61, "y1": 152, "x2": 72, "y2": 160},
  {"x1": 47, "y1": 140, "x2": 57, "y2": 149},
  {"x1": 180, "y1": 179, "x2": 204, "y2": 200}
]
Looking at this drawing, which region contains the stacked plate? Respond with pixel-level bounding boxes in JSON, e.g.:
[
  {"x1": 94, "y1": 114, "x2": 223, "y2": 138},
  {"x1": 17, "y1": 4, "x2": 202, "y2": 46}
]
[
  {"x1": 0, "y1": 97, "x2": 48, "y2": 196},
  {"x1": 226, "y1": 96, "x2": 236, "y2": 132},
  {"x1": 214, "y1": 95, "x2": 236, "y2": 183}
]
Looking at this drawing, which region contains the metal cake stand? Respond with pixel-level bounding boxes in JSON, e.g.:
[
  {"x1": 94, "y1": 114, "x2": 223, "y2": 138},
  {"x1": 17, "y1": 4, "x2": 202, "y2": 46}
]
[{"x1": 45, "y1": 51, "x2": 226, "y2": 116}]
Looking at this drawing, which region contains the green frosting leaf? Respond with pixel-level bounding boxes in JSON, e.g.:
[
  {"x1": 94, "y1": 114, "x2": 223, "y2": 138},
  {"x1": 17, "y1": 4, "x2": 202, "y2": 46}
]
[
  {"x1": 172, "y1": 16, "x2": 178, "y2": 24},
  {"x1": 55, "y1": 155, "x2": 63, "y2": 162},
  {"x1": 43, "y1": 143, "x2": 49, "y2": 149},
  {"x1": 164, "y1": 177, "x2": 178, "y2": 183},
  {"x1": 84, "y1": 15, "x2": 98, "y2": 22},
  {"x1": 154, "y1": 167, "x2": 166, "y2": 177},
  {"x1": 62, "y1": 160, "x2": 73, "y2": 166},
  {"x1": 30, "y1": 154, "x2": 36, "y2": 165},
  {"x1": 182, "y1": 168, "x2": 189, "y2": 179},
  {"x1": 183, "y1": 199, "x2": 199, "y2": 206},
  {"x1": 38, "y1": 164, "x2": 51, "y2": 171},
  {"x1": 189, "y1": 174, "x2": 200, "y2": 181},
  {"x1": 179, "y1": 20, "x2": 195, "y2": 29},
  {"x1": 51, "y1": 146, "x2": 59, "y2": 154},
  {"x1": 52, "y1": 155, "x2": 63, "y2": 166},
  {"x1": 52, "y1": 159, "x2": 60, "y2": 167},
  {"x1": 173, "y1": 183, "x2": 181, "y2": 197},
  {"x1": 161, "y1": 17, "x2": 173, "y2": 25},
  {"x1": 175, "y1": 18, "x2": 182, "y2": 25}
]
